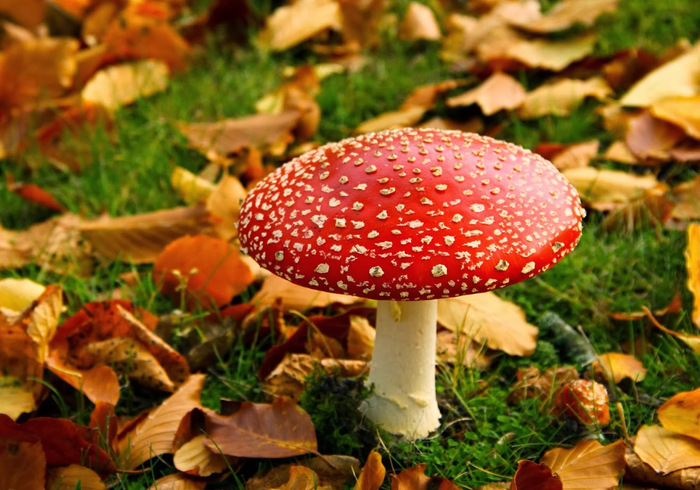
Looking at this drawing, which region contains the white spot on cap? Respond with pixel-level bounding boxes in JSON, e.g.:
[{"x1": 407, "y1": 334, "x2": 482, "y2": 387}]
[
  {"x1": 431, "y1": 264, "x2": 448, "y2": 277},
  {"x1": 352, "y1": 202, "x2": 364, "y2": 211},
  {"x1": 275, "y1": 251, "x2": 284, "y2": 261},
  {"x1": 369, "y1": 266, "x2": 384, "y2": 277},
  {"x1": 496, "y1": 260, "x2": 509, "y2": 271},
  {"x1": 521, "y1": 262, "x2": 536, "y2": 274},
  {"x1": 335, "y1": 218, "x2": 346, "y2": 227},
  {"x1": 377, "y1": 210, "x2": 388, "y2": 219},
  {"x1": 315, "y1": 264, "x2": 330, "y2": 274},
  {"x1": 471, "y1": 204, "x2": 485, "y2": 213}
]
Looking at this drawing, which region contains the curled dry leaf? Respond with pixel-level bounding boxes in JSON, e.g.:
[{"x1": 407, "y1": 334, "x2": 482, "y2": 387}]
[
  {"x1": 625, "y1": 110, "x2": 686, "y2": 160},
  {"x1": 510, "y1": 460, "x2": 562, "y2": 490},
  {"x1": 550, "y1": 141, "x2": 600, "y2": 171},
  {"x1": 173, "y1": 434, "x2": 229, "y2": 477},
  {"x1": 447, "y1": 72, "x2": 526, "y2": 116},
  {"x1": 651, "y1": 96, "x2": 700, "y2": 139},
  {"x1": 437, "y1": 293, "x2": 538, "y2": 357},
  {"x1": 634, "y1": 424, "x2": 700, "y2": 474},
  {"x1": 658, "y1": 388, "x2": 700, "y2": 441},
  {"x1": 146, "y1": 473, "x2": 207, "y2": 490},
  {"x1": 153, "y1": 234, "x2": 255, "y2": 309},
  {"x1": 251, "y1": 274, "x2": 362, "y2": 311},
  {"x1": 593, "y1": 352, "x2": 647, "y2": 383},
  {"x1": 46, "y1": 465, "x2": 105, "y2": 490},
  {"x1": 116, "y1": 374, "x2": 206, "y2": 470},
  {"x1": 259, "y1": 0, "x2": 341, "y2": 51},
  {"x1": 354, "y1": 451, "x2": 386, "y2": 490},
  {"x1": 540, "y1": 439, "x2": 626, "y2": 490},
  {"x1": 6, "y1": 177, "x2": 66, "y2": 213},
  {"x1": 390, "y1": 463, "x2": 459, "y2": 490},
  {"x1": 399, "y1": 2, "x2": 442, "y2": 42},
  {"x1": 509, "y1": 0, "x2": 619, "y2": 33},
  {"x1": 520, "y1": 77, "x2": 611, "y2": 119},
  {"x1": 620, "y1": 42, "x2": 700, "y2": 107},
  {"x1": 82, "y1": 60, "x2": 169, "y2": 111},
  {"x1": 246, "y1": 455, "x2": 359, "y2": 490},
  {"x1": 206, "y1": 174, "x2": 248, "y2": 241},
  {"x1": 80, "y1": 205, "x2": 215, "y2": 264}
]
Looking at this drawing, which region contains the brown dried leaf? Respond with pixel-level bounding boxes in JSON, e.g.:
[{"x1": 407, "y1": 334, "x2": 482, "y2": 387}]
[
  {"x1": 400, "y1": 2, "x2": 442, "y2": 42},
  {"x1": 207, "y1": 174, "x2": 248, "y2": 241},
  {"x1": 173, "y1": 434, "x2": 229, "y2": 477},
  {"x1": 46, "y1": 465, "x2": 105, "y2": 490},
  {"x1": 391, "y1": 463, "x2": 459, "y2": 489},
  {"x1": 0, "y1": 424, "x2": 46, "y2": 490},
  {"x1": 593, "y1": 352, "x2": 647, "y2": 383},
  {"x1": 507, "y1": 366, "x2": 579, "y2": 404},
  {"x1": 510, "y1": 460, "x2": 562, "y2": 490},
  {"x1": 204, "y1": 397, "x2": 318, "y2": 458},
  {"x1": 146, "y1": 473, "x2": 207, "y2": 490},
  {"x1": 562, "y1": 167, "x2": 659, "y2": 211},
  {"x1": 24, "y1": 285, "x2": 63, "y2": 363},
  {"x1": 436, "y1": 330, "x2": 491, "y2": 370},
  {"x1": 259, "y1": 0, "x2": 341, "y2": 51},
  {"x1": 447, "y1": 72, "x2": 526, "y2": 115},
  {"x1": 672, "y1": 177, "x2": 700, "y2": 221},
  {"x1": 116, "y1": 374, "x2": 206, "y2": 469},
  {"x1": 603, "y1": 141, "x2": 638, "y2": 165},
  {"x1": 271, "y1": 466, "x2": 332, "y2": 490},
  {"x1": 354, "y1": 451, "x2": 386, "y2": 490},
  {"x1": 540, "y1": 439, "x2": 626, "y2": 489},
  {"x1": 355, "y1": 106, "x2": 427, "y2": 135},
  {"x1": 651, "y1": 96, "x2": 700, "y2": 139},
  {"x1": 80, "y1": 205, "x2": 214, "y2": 263},
  {"x1": 520, "y1": 77, "x2": 611, "y2": 118},
  {"x1": 0, "y1": 321, "x2": 43, "y2": 418},
  {"x1": 625, "y1": 449, "x2": 700, "y2": 490},
  {"x1": 634, "y1": 424, "x2": 700, "y2": 474},
  {"x1": 620, "y1": 42, "x2": 700, "y2": 107},
  {"x1": 0, "y1": 0, "x2": 45, "y2": 29},
  {"x1": 82, "y1": 60, "x2": 169, "y2": 111},
  {"x1": 0, "y1": 376, "x2": 36, "y2": 420},
  {"x1": 347, "y1": 315, "x2": 375, "y2": 359},
  {"x1": 177, "y1": 111, "x2": 300, "y2": 158},
  {"x1": 550, "y1": 141, "x2": 600, "y2": 171},
  {"x1": 437, "y1": 293, "x2": 538, "y2": 356},
  {"x1": 658, "y1": 388, "x2": 700, "y2": 441},
  {"x1": 625, "y1": 110, "x2": 685, "y2": 160},
  {"x1": 247, "y1": 455, "x2": 360, "y2": 490}
]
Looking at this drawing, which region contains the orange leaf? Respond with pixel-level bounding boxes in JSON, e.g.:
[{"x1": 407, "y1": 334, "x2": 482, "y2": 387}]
[
  {"x1": 204, "y1": 397, "x2": 318, "y2": 458},
  {"x1": 0, "y1": 416, "x2": 46, "y2": 490},
  {"x1": 354, "y1": 451, "x2": 386, "y2": 490},
  {"x1": 510, "y1": 461, "x2": 562, "y2": 490},
  {"x1": 658, "y1": 388, "x2": 700, "y2": 441},
  {"x1": 82, "y1": 60, "x2": 170, "y2": 111},
  {"x1": 147, "y1": 473, "x2": 207, "y2": 490},
  {"x1": 46, "y1": 465, "x2": 106, "y2": 490},
  {"x1": 651, "y1": 96, "x2": 700, "y2": 139},
  {"x1": 154, "y1": 234, "x2": 254, "y2": 309},
  {"x1": 173, "y1": 434, "x2": 229, "y2": 477},
  {"x1": 593, "y1": 352, "x2": 647, "y2": 383},
  {"x1": 251, "y1": 274, "x2": 362, "y2": 311},
  {"x1": 634, "y1": 424, "x2": 700, "y2": 474},
  {"x1": 116, "y1": 374, "x2": 206, "y2": 470},
  {"x1": 45, "y1": 359, "x2": 121, "y2": 406},
  {"x1": 399, "y1": 2, "x2": 441, "y2": 42},
  {"x1": 540, "y1": 439, "x2": 626, "y2": 489},
  {"x1": 390, "y1": 463, "x2": 459, "y2": 490},
  {"x1": 687, "y1": 223, "x2": 700, "y2": 327},
  {"x1": 0, "y1": 0, "x2": 46, "y2": 29},
  {"x1": 6, "y1": 176, "x2": 66, "y2": 212}
]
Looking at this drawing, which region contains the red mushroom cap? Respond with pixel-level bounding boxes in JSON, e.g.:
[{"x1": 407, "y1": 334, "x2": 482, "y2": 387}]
[{"x1": 238, "y1": 128, "x2": 583, "y2": 300}]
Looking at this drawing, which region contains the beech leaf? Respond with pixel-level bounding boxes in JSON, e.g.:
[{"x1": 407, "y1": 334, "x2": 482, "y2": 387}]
[
  {"x1": 520, "y1": 77, "x2": 611, "y2": 118},
  {"x1": 46, "y1": 465, "x2": 106, "y2": 490},
  {"x1": 204, "y1": 397, "x2": 318, "y2": 458},
  {"x1": 651, "y1": 96, "x2": 700, "y2": 139},
  {"x1": 540, "y1": 439, "x2": 626, "y2": 490},
  {"x1": 510, "y1": 460, "x2": 562, "y2": 490},
  {"x1": 82, "y1": 60, "x2": 169, "y2": 110},
  {"x1": 658, "y1": 388, "x2": 700, "y2": 441},
  {"x1": 354, "y1": 451, "x2": 386, "y2": 490},
  {"x1": 593, "y1": 352, "x2": 647, "y2": 383},
  {"x1": 173, "y1": 434, "x2": 229, "y2": 477},
  {"x1": 506, "y1": 34, "x2": 598, "y2": 71},
  {"x1": 447, "y1": 72, "x2": 526, "y2": 116},
  {"x1": 634, "y1": 424, "x2": 700, "y2": 474}
]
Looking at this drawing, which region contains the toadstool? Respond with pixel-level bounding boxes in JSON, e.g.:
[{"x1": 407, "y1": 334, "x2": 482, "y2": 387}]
[
  {"x1": 238, "y1": 128, "x2": 584, "y2": 440},
  {"x1": 554, "y1": 379, "x2": 610, "y2": 427}
]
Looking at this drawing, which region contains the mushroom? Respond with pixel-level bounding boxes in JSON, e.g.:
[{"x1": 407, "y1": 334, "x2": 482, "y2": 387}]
[{"x1": 238, "y1": 128, "x2": 584, "y2": 440}]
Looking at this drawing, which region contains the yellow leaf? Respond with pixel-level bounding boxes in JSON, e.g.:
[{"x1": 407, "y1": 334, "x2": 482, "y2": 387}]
[
  {"x1": 355, "y1": 106, "x2": 427, "y2": 135},
  {"x1": 634, "y1": 424, "x2": 700, "y2": 474},
  {"x1": 541, "y1": 439, "x2": 626, "y2": 490},
  {"x1": 82, "y1": 60, "x2": 169, "y2": 110},
  {"x1": 251, "y1": 274, "x2": 362, "y2": 311},
  {"x1": 562, "y1": 167, "x2": 658, "y2": 211},
  {"x1": 46, "y1": 465, "x2": 105, "y2": 490},
  {"x1": 171, "y1": 167, "x2": 216, "y2": 205},
  {"x1": 651, "y1": 96, "x2": 700, "y2": 139},
  {"x1": 0, "y1": 278, "x2": 45, "y2": 312},
  {"x1": 506, "y1": 33, "x2": 598, "y2": 71},
  {"x1": 520, "y1": 77, "x2": 611, "y2": 118},
  {"x1": 593, "y1": 352, "x2": 647, "y2": 384},
  {"x1": 206, "y1": 174, "x2": 247, "y2": 241},
  {"x1": 24, "y1": 285, "x2": 63, "y2": 363},
  {"x1": 620, "y1": 42, "x2": 700, "y2": 107},
  {"x1": 347, "y1": 315, "x2": 375, "y2": 359},
  {"x1": 147, "y1": 473, "x2": 206, "y2": 490},
  {"x1": 259, "y1": 0, "x2": 341, "y2": 51},
  {"x1": 658, "y1": 388, "x2": 700, "y2": 441},
  {"x1": 0, "y1": 375, "x2": 36, "y2": 420},
  {"x1": 437, "y1": 293, "x2": 537, "y2": 356},
  {"x1": 687, "y1": 223, "x2": 700, "y2": 328},
  {"x1": 447, "y1": 72, "x2": 526, "y2": 116}
]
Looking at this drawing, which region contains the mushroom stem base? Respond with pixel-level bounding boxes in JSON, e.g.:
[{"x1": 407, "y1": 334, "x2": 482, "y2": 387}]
[{"x1": 362, "y1": 299, "x2": 441, "y2": 440}]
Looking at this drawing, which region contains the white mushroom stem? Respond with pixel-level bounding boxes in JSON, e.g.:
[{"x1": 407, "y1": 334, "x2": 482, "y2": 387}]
[{"x1": 362, "y1": 299, "x2": 441, "y2": 440}]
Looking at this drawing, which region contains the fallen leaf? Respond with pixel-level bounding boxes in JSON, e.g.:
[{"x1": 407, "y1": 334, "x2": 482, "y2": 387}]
[
  {"x1": 506, "y1": 33, "x2": 598, "y2": 71},
  {"x1": 0, "y1": 0, "x2": 46, "y2": 29},
  {"x1": 646, "y1": 308, "x2": 700, "y2": 356},
  {"x1": 204, "y1": 397, "x2": 318, "y2": 458},
  {"x1": 46, "y1": 465, "x2": 106, "y2": 490},
  {"x1": 0, "y1": 321, "x2": 43, "y2": 419},
  {"x1": 603, "y1": 141, "x2": 638, "y2": 165},
  {"x1": 206, "y1": 174, "x2": 248, "y2": 241},
  {"x1": 146, "y1": 473, "x2": 207, "y2": 490},
  {"x1": 510, "y1": 0, "x2": 618, "y2": 33},
  {"x1": 171, "y1": 167, "x2": 217, "y2": 205},
  {"x1": 658, "y1": 388, "x2": 700, "y2": 441},
  {"x1": 510, "y1": 460, "x2": 562, "y2": 490},
  {"x1": 437, "y1": 293, "x2": 538, "y2": 356},
  {"x1": 259, "y1": 0, "x2": 341, "y2": 51},
  {"x1": 562, "y1": 167, "x2": 659, "y2": 211},
  {"x1": 173, "y1": 434, "x2": 229, "y2": 477},
  {"x1": 176, "y1": 111, "x2": 301, "y2": 158},
  {"x1": 550, "y1": 141, "x2": 600, "y2": 171},
  {"x1": 593, "y1": 352, "x2": 647, "y2": 383},
  {"x1": 80, "y1": 205, "x2": 215, "y2": 263},
  {"x1": 520, "y1": 77, "x2": 611, "y2": 118},
  {"x1": 391, "y1": 463, "x2": 459, "y2": 489},
  {"x1": 540, "y1": 439, "x2": 626, "y2": 489},
  {"x1": 625, "y1": 448, "x2": 700, "y2": 490},
  {"x1": 347, "y1": 315, "x2": 375, "y2": 359},
  {"x1": 688, "y1": 223, "x2": 700, "y2": 327},
  {"x1": 447, "y1": 72, "x2": 526, "y2": 115},
  {"x1": 82, "y1": 60, "x2": 170, "y2": 111},
  {"x1": 0, "y1": 376, "x2": 36, "y2": 421},
  {"x1": 246, "y1": 455, "x2": 360, "y2": 490},
  {"x1": 338, "y1": 0, "x2": 385, "y2": 49},
  {"x1": 634, "y1": 424, "x2": 700, "y2": 474},
  {"x1": 436, "y1": 330, "x2": 491, "y2": 370},
  {"x1": 672, "y1": 176, "x2": 700, "y2": 221},
  {"x1": 401, "y1": 80, "x2": 464, "y2": 112},
  {"x1": 0, "y1": 417, "x2": 46, "y2": 490},
  {"x1": 154, "y1": 234, "x2": 254, "y2": 309},
  {"x1": 271, "y1": 465, "x2": 331, "y2": 490},
  {"x1": 354, "y1": 451, "x2": 386, "y2": 490},
  {"x1": 116, "y1": 374, "x2": 206, "y2": 469},
  {"x1": 6, "y1": 177, "x2": 66, "y2": 212},
  {"x1": 23, "y1": 285, "x2": 63, "y2": 363},
  {"x1": 355, "y1": 106, "x2": 427, "y2": 135},
  {"x1": 507, "y1": 366, "x2": 579, "y2": 404},
  {"x1": 625, "y1": 110, "x2": 686, "y2": 160},
  {"x1": 651, "y1": 96, "x2": 700, "y2": 139},
  {"x1": 620, "y1": 42, "x2": 700, "y2": 107},
  {"x1": 251, "y1": 274, "x2": 362, "y2": 311},
  {"x1": 400, "y1": 2, "x2": 442, "y2": 42},
  {"x1": 0, "y1": 278, "x2": 45, "y2": 312}
]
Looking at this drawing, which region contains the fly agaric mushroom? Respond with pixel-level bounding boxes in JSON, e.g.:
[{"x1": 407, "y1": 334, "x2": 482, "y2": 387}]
[{"x1": 238, "y1": 128, "x2": 584, "y2": 440}]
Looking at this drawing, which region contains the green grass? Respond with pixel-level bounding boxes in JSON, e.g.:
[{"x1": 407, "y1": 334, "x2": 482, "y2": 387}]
[{"x1": 3, "y1": 0, "x2": 700, "y2": 488}]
